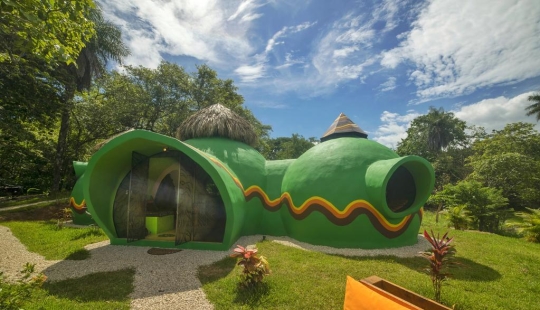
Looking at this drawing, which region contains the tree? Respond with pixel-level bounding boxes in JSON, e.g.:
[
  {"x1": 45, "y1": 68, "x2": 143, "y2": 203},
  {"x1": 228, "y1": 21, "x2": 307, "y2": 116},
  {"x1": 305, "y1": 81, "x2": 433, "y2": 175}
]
[
  {"x1": 467, "y1": 122, "x2": 540, "y2": 210},
  {"x1": 260, "y1": 134, "x2": 317, "y2": 160},
  {"x1": 432, "y1": 180, "x2": 509, "y2": 232},
  {"x1": 397, "y1": 107, "x2": 469, "y2": 223},
  {"x1": 0, "y1": 0, "x2": 96, "y2": 65},
  {"x1": 397, "y1": 107, "x2": 467, "y2": 161},
  {"x1": 52, "y1": 5, "x2": 129, "y2": 191},
  {"x1": 525, "y1": 93, "x2": 540, "y2": 121},
  {"x1": 67, "y1": 62, "x2": 271, "y2": 167}
]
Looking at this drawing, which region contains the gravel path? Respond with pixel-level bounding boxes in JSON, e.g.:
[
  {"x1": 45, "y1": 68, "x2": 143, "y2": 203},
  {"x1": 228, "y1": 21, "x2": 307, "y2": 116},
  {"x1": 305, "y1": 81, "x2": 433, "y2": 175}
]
[{"x1": 0, "y1": 226, "x2": 429, "y2": 309}]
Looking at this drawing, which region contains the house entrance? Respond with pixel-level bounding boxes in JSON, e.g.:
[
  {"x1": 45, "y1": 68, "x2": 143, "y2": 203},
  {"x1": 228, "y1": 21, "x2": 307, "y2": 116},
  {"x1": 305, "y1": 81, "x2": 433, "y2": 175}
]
[{"x1": 113, "y1": 150, "x2": 226, "y2": 245}]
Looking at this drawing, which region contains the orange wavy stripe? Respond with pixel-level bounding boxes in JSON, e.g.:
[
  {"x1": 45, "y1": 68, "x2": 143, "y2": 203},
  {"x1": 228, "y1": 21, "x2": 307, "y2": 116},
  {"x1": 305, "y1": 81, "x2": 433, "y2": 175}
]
[{"x1": 69, "y1": 197, "x2": 87, "y2": 214}]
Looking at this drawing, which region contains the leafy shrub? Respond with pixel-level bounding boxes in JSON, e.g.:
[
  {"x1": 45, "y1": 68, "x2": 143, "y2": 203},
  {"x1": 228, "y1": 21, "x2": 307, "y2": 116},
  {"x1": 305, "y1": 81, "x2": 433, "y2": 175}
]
[
  {"x1": 230, "y1": 245, "x2": 271, "y2": 288},
  {"x1": 430, "y1": 180, "x2": 510, "y2": 232},
  {"x1": 505, "y1": 208, "x2": 540, "y2": 243},
  {"x1": 445, "y1": 205, "x2": 472, "y2": 230},
  {"x1": 419, "y1": 230, "x2": 456, "y2": 302},
  {"x1": 0, "y1": 263, "x2": 46, "y2": 310}
]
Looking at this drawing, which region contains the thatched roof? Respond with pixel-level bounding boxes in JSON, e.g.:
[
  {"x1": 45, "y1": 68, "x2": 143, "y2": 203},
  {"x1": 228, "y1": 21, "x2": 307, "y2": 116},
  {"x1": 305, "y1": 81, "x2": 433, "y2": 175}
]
[
  {"x1": 321, "y1": 113, "x2": 368, "y2": 142},
  {"x1": 176, "y1": 104, "x2": 257, "y2": 147}
]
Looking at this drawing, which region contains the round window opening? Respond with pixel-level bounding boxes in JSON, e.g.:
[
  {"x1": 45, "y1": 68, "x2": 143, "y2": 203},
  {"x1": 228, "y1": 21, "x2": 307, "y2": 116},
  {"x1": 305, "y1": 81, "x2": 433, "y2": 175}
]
[{"x1": 386, "y1": 166, "x2": 416, "y2": 213}]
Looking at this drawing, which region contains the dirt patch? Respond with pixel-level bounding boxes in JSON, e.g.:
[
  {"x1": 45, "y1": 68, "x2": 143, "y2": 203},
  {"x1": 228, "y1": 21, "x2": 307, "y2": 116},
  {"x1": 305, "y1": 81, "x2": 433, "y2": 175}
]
[{"x1": 0, "y1": 204, "x2": 65, "y2": 222}]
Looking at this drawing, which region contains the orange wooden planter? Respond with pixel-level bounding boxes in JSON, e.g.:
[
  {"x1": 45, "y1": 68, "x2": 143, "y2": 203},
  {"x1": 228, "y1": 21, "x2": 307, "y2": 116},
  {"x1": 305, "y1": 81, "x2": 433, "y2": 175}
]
[{"x1": 360, "y1": 276, "x2": 452, "y2": 310}]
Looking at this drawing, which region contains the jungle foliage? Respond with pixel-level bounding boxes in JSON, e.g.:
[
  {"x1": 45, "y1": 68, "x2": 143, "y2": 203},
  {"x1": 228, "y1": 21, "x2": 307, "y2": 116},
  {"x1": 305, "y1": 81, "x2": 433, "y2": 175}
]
[{"x1": 398, "y1": 107, "x2": 540, "y2": 239}]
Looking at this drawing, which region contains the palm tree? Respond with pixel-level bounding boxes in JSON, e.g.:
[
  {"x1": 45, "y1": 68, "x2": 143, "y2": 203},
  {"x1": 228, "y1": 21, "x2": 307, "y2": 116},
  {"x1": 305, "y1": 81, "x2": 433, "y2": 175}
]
[
  {"x1": 52, "y1": 6, "x2": 129, "y2": 191},
  {"x1": 525, "y1": 93, "x2": 540, "y2": 121},
  {"x1": 422, "y1": 107, "x2": 466, "y2": 153}
]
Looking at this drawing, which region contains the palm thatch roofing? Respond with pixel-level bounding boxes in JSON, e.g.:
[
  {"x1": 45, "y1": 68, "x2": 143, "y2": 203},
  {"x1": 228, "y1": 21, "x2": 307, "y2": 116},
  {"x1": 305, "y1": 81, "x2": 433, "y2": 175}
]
[
  {"x1": 320, "y1": 113, "x2": 368, "y2": 142},
  {"x1": 176, "y1": 104, "x2": 257, "y2": 147}
]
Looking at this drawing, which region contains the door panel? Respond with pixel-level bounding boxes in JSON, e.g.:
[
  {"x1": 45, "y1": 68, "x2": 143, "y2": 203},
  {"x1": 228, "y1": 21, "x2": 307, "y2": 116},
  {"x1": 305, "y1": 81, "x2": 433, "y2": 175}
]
[
  {"x1": 175, "y1": 162, "x2": 194, "y2": 245},
  {"x1": 127, "y1": 152, "x2": 149, "y2": 242}
]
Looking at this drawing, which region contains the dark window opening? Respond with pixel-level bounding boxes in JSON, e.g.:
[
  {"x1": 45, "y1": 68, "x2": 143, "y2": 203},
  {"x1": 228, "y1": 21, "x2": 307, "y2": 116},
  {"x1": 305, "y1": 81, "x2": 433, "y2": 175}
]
[{"x1": 385, "y1": 166, "x2": 416, "y2": 213}]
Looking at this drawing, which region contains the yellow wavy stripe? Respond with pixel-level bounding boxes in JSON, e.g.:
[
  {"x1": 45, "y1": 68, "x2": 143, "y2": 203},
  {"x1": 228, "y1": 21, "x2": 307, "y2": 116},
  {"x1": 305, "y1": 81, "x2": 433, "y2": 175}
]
[{"x1": 69, "y1": 197, "x2": 86, "y2": 211}]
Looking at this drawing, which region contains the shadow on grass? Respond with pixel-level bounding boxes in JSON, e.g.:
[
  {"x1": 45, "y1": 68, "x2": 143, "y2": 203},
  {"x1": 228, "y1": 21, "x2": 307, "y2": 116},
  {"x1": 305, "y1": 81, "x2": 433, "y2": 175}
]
[
  {"x1": 44, "y1": 268, "x2": 135, "y2": 302},
  {"x1": 334, "y1": 255, "x2": 501, "y2": 282},
  {"x1": 233, "y1": 282, "x2": 270, "y2": 306},
  {"x1": 198, "y1": 256, "x2": 237, "y2": 284},
  {"x1": 199, "y1": 255, "x2": 272, "y2": 307},
  {"x1": 65, "y1": 249, "x2": 90, "y2": 260},
  {"x1": 70, "y1": 229, "x2": 104, "y2": 241}
]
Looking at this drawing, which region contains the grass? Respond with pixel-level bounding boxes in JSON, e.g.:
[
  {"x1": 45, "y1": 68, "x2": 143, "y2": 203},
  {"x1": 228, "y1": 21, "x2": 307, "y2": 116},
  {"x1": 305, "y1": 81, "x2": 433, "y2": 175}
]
[
  {"x1": 0, "y1": 203, "x2": 133, "y2": 309},
  {"x1": 0, "y1": 192, "x2": 69, "y2": 209},
  {"x1": 18, "y1": 268, "x2": 135, "y2": 310},
  {"x1": 198, "y1": 211, "x2": 540, "y2": 310},
  {"x1": 1, "y1": 221, "x2": 107, "y2": 260}
]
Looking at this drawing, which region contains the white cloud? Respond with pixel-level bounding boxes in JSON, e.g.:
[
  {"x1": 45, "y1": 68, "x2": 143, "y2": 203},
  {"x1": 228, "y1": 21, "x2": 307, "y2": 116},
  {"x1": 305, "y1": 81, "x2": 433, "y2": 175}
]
[
  {"x1": 372, "y1": 110, "x2": 421, "y2": 148},
  {"x1": 333, "y1": 46, "x2": 358, "y2": 59},
  {"x1": 228, "y1": 0, "x2": 264, "y2": 22},
  {"x1": 453, "y1": 92, "x2": 540, "y2": 132},
  {"x1": 265, "y1": 22, "x2": 317, "y2": 55},
  {"x1": 235, "y1": 21, "x2": 316, "y2": 82},
  {"x1": 99, "y1": 0, "x2": 262, "y2": 68},
  {"x1": 373, "y1": 91, "x2": 540, "y2": 148},
  {"x1": 234, "y1": 64, "x2": 265, "y2": 82},
  {"x1": 378, "y1": 77, "x2": 397, "y2": 92},
  {"x1": 381, "y1": 0, "x2": 540, "y2": 100}
]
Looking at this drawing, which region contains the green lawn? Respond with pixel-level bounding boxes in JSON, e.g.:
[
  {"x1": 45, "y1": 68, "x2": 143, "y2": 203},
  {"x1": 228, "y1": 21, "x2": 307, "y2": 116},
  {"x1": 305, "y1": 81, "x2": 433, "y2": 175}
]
[
  {"x1": 3, "y1": 207, "x2": 539, "y2": 309},
  {"x1": 1, "y1": 221, "x2": 108, "y2": 260},
  {"x1": 199, "y1": 211, "x2": 540, "y2": 310},
  {"x1": 0, "y1": 192, "x2": 70, "y2": 209},
  {"x1": 1, "y1": 209, "x2": 132, "y2": 310},
  {"x1": 21, "y1": 269, "x2": 134, "y2": 310}
]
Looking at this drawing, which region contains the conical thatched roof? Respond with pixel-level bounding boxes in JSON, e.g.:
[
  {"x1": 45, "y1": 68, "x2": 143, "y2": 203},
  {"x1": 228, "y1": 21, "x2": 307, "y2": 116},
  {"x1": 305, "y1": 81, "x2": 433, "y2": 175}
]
[
  {"x1": 176, "y1": 104, "x2": 257, "y2": 147},
  {"x1": 320, "y1": 113, "x2": 368, "y2": 142}
]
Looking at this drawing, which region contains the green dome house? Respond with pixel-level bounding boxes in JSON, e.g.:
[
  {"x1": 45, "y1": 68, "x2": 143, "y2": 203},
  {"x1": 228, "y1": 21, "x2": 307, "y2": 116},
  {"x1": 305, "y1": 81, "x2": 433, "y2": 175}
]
[{"x1": 69, "y1": 104, "x2": 434, "y2": 250}]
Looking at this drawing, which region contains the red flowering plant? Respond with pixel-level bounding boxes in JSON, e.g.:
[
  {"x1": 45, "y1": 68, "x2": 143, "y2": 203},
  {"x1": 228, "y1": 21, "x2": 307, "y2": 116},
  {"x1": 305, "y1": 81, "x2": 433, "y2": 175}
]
[
  {"x1": 419, "y1": 230, "x2": 457, "y2": 302},
  {"x1": 230, "y1": 245, "x2": 271, "y2": 288}
]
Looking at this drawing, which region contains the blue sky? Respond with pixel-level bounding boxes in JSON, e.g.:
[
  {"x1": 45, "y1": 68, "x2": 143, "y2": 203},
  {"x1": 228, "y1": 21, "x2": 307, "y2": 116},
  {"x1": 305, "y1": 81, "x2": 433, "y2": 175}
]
[{"x1": 99, "y1": 0, "x2": 540, "y2": 147}]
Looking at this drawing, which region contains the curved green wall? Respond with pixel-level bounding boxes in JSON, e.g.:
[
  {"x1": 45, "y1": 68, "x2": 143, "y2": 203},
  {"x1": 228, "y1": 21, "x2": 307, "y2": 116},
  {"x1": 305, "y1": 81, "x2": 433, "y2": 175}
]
[{"x1": 72, "y1": 130, "x2": 435, "y2": 250}]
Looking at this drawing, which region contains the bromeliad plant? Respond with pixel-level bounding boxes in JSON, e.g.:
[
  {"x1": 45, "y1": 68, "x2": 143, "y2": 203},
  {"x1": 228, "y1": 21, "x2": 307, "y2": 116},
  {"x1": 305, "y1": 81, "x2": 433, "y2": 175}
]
[
  {"x1": 230, "y1": 245, "x2": 271, "y2": 288},
  {"x1": 419, "y1": 230, "x2": 456, "y2": 302}
]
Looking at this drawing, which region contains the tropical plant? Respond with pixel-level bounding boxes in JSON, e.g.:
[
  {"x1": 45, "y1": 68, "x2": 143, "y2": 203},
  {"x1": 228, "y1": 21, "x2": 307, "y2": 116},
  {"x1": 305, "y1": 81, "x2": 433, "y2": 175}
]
[
  {"x1": 505, "y1": 208, "x2": 540, "y2": 243},
  {"x1": 419, "y1": 230, "x2": 456, "y2": 302},
  {"x1": 230, "y1": 245, "x2": 271, "y2": 288},
  {"x1": 445, "y1": 205, "x2": 472, "y2": 230},
  {"x1": 431, "y1": 180, "x2": 510, "y2": 232},
  {"x1": 525, "y1": 93, "x2": 540, "y2": 121},
  {"x1": 0, "y1": 263, "x2": 46, "y2": 310}
]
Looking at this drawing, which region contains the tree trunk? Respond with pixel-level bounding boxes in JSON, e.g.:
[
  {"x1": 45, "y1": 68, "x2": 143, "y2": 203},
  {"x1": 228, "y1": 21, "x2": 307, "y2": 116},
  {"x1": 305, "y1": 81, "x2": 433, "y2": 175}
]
[
  {"x1": 52, "y1": 87, "x2": 75, "y2": 193},
  {"x1": 51, "y1": 107, "x2": 70, "y2": 192},
  {"x1": 436, "y1": 203, "x2": 442, "y2": 223}
]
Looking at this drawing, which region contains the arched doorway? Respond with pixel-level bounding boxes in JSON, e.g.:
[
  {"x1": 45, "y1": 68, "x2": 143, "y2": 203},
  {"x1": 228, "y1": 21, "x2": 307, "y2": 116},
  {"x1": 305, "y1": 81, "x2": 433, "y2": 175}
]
[{"x1": 112, "y1": 150, "x2": 226, "y2": 245}]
